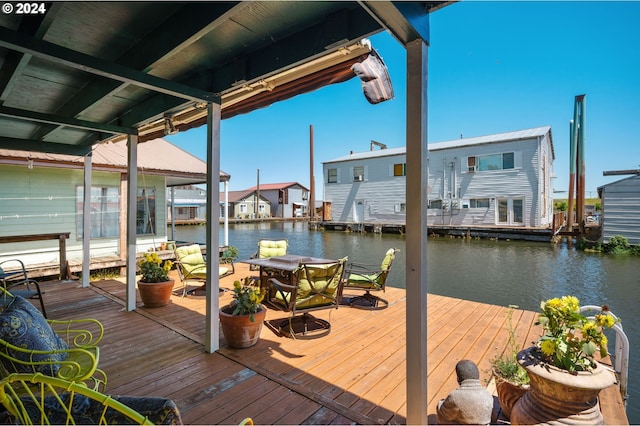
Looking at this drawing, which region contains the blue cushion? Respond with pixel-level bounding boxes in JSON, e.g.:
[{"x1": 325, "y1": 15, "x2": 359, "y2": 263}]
[{"x1": 0, "y1": 295, "x2": 68, "y2": 375}]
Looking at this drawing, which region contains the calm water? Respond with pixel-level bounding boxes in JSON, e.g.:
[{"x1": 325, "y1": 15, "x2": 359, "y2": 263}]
[{"x1": 171, "y1": 222, "x2": 640, "y2": 423}]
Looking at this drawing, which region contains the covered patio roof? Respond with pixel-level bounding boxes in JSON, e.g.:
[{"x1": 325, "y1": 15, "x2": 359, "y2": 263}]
[
  {"x1": 0, "y1": 1, "x2": 446, "y2": 154},
  {"x1": 0, "y1": 2, "x2": 450, "y2": 423}
]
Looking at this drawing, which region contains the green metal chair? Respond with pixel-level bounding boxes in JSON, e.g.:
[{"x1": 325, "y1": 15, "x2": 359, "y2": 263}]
[
  {"x1": 174, "y1": 244, "x2": 234, "y2": 296},
  {"x1": 249, "y1": 239, "x2": 288, "y2": 271},
  {"x1": 268, "y1": 258, "x2": 346, "y2": 338},
  {"x1": 0, "y1": 373, "x2": 182, "y2": 425},
  {"x1": 342, "y1": 248, "x2": 398, "y2": 310},
  {"x1": 0, "y1": 288, "x2": 106, "y2": 391}
]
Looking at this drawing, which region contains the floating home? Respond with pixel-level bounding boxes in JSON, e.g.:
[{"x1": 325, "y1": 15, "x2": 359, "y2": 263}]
[
  {"x1": 598, "y1": 173, "x2": 640, "y2": 245},
  {"x1": 322, "y1": 126, "x2": 556, "y2": 240},
  {"x1": 243, "y1": 182, "x2": 310, "y2": 219},
  {"x1": 0, "y1": 139, "x2": 229, "y2": 274}
]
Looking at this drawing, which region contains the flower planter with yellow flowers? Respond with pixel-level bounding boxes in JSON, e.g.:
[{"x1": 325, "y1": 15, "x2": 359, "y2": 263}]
[
  {"x1": 219, "y1": 278, "x2": 266, "y2": 348},
  {"x1": 511, "y1": 295, "x2": 618, "y2": 425},
  {"x1": 137, "y1": 252, "x2": 174, "y2": 308}
]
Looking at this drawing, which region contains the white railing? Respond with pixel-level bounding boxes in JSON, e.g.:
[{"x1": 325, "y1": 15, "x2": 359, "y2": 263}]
[{"x1": 580, "y1": 305, "x2": 629, "y2": 405}]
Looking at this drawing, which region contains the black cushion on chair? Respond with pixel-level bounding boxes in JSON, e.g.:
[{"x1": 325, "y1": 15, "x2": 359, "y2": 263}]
[
  {"x1": 0, "y1": 295, "x2": 68, "y2": 375},
  {"x1": 21, "y1": 394, "x2": 183, "y2": 425}
]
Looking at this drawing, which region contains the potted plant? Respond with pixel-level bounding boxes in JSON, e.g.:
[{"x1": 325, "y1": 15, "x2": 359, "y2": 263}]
[
  {"x1": 490, "y1": 305, "x2": 530, "y2": 420},
  {"x1": 219, "y1": 277, "x2": 266, "y2": 348},
  {"x1": 511, "y1": 295, "x2": 619, "y2": 425},
  {"x1": 137, "y1": 252, "x2": 174, "y2": 308}
]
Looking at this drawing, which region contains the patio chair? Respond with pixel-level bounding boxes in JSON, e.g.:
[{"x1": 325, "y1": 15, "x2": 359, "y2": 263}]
[
  {"x1": 0, "y1": 372, "x2": 182, "y2": 425},
  {"x1": 174, "y1": 244, "x2": 234, "y2": 296},
  {"x1": 342, "y1": 248, "x2": 398, "y2": 310},
  {"x1": 0, "y1": 259, "x2": 47, "y2": 318},
  {"x1": 267, "y1": 258, "x2": 346, "y2": 338},
  {"x1": 0, "y1": 289, "x2": 106, "y2": 391},
  {"x1": 249, "y1": 239, "x2": 288, "y2": 271}
]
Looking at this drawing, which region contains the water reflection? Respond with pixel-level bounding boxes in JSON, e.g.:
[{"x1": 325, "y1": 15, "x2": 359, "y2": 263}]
[{"x1": 171, "y1": 222, "x2": 639, "y2": 423}]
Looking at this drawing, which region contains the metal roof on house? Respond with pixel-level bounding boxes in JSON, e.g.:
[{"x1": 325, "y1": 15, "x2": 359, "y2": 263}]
[
  {"x1": 324, "y1": 126, "x2": 554, "y2": 163},
  {"x1": 222, "y1": 190, "x2": 270, "y2": 203},
  {"x1": 245, "y1": 182, "x2": 310, "y2": 192},
  {"x1": 0, "y1": 138, "x2": 229, "y2": 186}
]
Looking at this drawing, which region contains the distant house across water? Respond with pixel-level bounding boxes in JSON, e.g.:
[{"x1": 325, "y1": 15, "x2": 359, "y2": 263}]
[{"x1": 243, "y1": 182, "x2": 310, "y2": 219}]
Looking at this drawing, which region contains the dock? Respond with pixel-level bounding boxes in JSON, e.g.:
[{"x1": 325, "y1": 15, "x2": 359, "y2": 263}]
[{"x1": 34, "y1": 262, "x2": 627, "y2": 425}]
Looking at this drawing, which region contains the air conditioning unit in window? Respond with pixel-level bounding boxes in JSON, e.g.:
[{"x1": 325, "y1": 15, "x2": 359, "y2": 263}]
[{"x1": 354, "y1": 175, "x2": 364, "y2": 182}]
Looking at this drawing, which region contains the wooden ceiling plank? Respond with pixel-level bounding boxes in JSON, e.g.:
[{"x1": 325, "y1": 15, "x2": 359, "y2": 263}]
[
  {"x1": 0, "y1": 26, "x2": 218, "y2": 103},
  {"x1": 359, "y1": 1, "x2": 431, "y2": 46},
  {"x1": 30, "y1": 2, "x2": 244, "y2": 141},
  {"x1": 0, "y1": 3, "x2": 63, "y2": 102}
]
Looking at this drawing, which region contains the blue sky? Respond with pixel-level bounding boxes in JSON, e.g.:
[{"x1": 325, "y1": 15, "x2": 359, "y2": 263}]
[{"x1": 166, "y1": 1, "x2": 640, "y2": 199}]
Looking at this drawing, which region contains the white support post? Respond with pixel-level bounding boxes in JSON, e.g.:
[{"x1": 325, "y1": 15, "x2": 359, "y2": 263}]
[
  {"x1": 82, "y1": 151, "x2": 92, "y2": 287},
  {"x1": 224, "y1": 180, "x2": 229, "y2": 246},
  {"x1": 170, "y1": 186, "x2": 176, "y2": 241},
  {"x1": 405, "y1": 38, "x2": 428, "y2": 425},
  {"x1": 126, "y1": 134, "x2": 138, "y2": 311},
  {"x1": 205, "y1": 101, "x2": 222, "y2": 352}
]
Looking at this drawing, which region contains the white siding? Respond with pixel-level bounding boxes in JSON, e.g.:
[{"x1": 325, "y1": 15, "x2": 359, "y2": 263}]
[
  {"x1": 601, "y1": 175, "x2": 640, "y2": 244},
  {"x1": 323, "y1": 128, "x2": 554, "y2": 229},
  {"x1": 0, "y1": 164, "x2": 168, "y2": 265},
  {"x1": 324, "y1": 153, "x2": 406, "y2": 223}
]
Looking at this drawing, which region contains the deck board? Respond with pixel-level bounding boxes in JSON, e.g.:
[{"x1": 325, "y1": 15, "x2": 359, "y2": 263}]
[{"x1": 27, "y1": 263, "x2": 627, "y2": 425}]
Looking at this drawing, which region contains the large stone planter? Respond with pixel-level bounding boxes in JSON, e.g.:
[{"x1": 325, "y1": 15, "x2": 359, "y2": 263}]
[
  {"x1": 219, "y1": 304, "x2": 266, "y2": 349},
  {"x1": 138, "y1": 280, "x2": 175, "y2": 308},
  {"x1": 511, "y1": 347, "x2": 615, "y2": 425}
]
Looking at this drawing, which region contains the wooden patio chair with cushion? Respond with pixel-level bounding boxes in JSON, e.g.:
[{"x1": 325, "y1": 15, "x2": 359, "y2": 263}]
[
  {"x1": 0, "y1": 259, "x2": 47, "y2": 318},
  {"x1": 0, "y1": 289, "x2": 106, "y2": 391},
  {"x1": 342, "y1": 248, "x2": 398, "y2": 310},
  {"x1": 249, "y1": 239, "x2": 288, "y2": 271},
  {"x1": 267, "y1": 258, "x2": 346, "y2": 338},
  {"x1": 0, "y1": 372, "x2": 182, "y2": 425},
  {"x1": 174, "y1": 244, "x2": 234, "y2": 296}
]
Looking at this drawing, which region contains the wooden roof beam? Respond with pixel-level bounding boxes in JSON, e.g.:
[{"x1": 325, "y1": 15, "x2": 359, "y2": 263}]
[
  {"x1": 0, "y1": 26, "x2": 219, "y2": 104},
  {"x1": 30, "y1": 2, "x2": 249, "y2": 142},
  {"x1": 0, "y1": 105, "x2": 135, "y2": 135}
]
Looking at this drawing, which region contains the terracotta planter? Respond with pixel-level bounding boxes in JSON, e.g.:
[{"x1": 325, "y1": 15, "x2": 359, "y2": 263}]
[
  {"x1": 511, "y1": 347, "x2": 615, "y2": 425},
  {"x1": 495, "y1": 377, "x2": 529, "y2": 420},
  {"x1": 219, "y1": 305, "x2": 266, "y2": 349},
  {"x1": 138, "y1": 280, "x2": 175, "y2": 308}
]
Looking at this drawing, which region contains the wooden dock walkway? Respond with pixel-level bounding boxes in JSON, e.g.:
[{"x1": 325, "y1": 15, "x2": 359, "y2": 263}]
[{"x1": 33, "y1": 262, "x2": 627, "y2": 425}]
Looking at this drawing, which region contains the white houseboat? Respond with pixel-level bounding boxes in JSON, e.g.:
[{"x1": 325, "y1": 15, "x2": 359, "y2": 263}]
[
  {"x1": 322, "y1": 126, "x2": 556, "y2": 239},
  {"x1": 598, "y1": 173, "x2": 640, "y2": 245}
]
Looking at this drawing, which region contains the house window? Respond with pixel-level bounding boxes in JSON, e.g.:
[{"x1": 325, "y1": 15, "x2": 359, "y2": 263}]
[
  {"x1": 394, "y1": 202, "x2": 406, "y2": 213},
  {"x1": 393, "y1": 163, "x2": 406, "y2": 176},
  {"x1": 353, "y1": 166, "x2": 364, "y2": 182},
  {"x1": 239, "y1": 204, "x2": 247, "y2": 213},
  {"x1": 470, "y1": 198, "x2": 490, "y2": 208},
  {"x1": 136, "y1": 188, "x2": 156, "y2": 235},
  {"x1": 328, "y1": 168, "x2": 338, "y2": 183},
  {"x1": 468, "y1": 152, "x2": 515, "y2": 172},
  {"x1": 76, "y1": 186, "x2": 119, "y2": 239},
  {"x1": 428, "y1": 199, "x2": 442, "y2": 209},
  {"x1": 258, "y1": 204, "x2": 265, "y2": 213},
  {"x1": 503, "y1": 152, "x2": 514, "y2": 169},
  {"x1": 467, "y1": 156, "x2": 477, "y2": 172}
]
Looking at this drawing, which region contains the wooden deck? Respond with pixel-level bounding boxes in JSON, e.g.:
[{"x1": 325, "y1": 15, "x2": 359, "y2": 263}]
[{"x1": 33, "y1": 263, "x2": 627, "y2": 425}]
